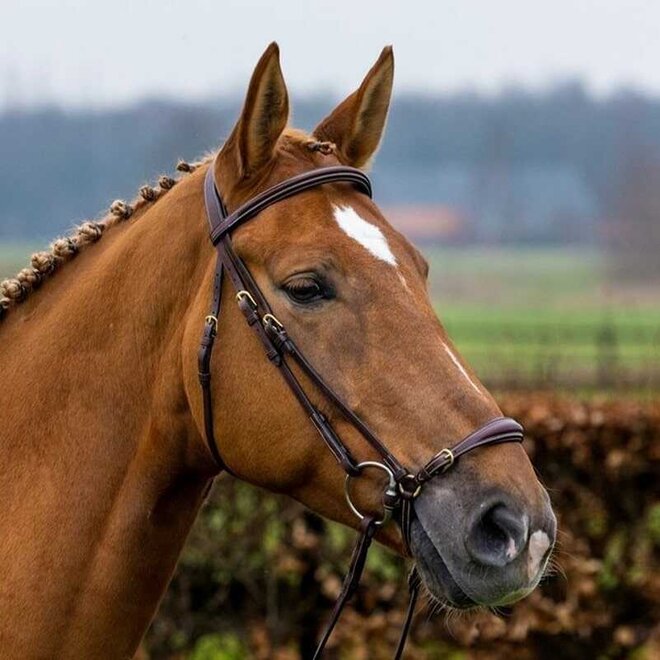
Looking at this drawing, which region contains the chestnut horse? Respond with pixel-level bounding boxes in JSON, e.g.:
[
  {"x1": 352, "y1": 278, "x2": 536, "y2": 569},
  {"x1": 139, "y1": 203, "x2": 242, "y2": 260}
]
[{"x1": 0, "y1": 44, "x2": 556, "y2": 658}]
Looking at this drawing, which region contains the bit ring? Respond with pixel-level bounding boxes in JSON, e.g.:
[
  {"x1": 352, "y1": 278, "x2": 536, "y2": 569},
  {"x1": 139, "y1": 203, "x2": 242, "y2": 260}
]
[{"x1": 344, "y1": 461, "x2": 398, "y2": 526}]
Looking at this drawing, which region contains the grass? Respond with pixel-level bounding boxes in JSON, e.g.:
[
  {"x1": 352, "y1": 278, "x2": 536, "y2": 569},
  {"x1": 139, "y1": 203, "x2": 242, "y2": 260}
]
[
  {"x1": 424, "y1": 247, "x2": 660, "y2": 388},
  {"x1": 426, "y1": 246, "x2": 604, "y2": 309}
]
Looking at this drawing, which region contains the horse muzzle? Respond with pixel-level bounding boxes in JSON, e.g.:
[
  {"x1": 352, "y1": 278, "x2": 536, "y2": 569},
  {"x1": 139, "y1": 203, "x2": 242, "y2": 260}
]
[{"x1": 410, "y1": 480, "x2": 556, "y2": 608}]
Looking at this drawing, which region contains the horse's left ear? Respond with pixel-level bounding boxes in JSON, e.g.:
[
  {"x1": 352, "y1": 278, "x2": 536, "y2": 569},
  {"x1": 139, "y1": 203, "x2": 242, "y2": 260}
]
[{"x1": 313, "y1": 46, "x2": 394, "y2": 169}]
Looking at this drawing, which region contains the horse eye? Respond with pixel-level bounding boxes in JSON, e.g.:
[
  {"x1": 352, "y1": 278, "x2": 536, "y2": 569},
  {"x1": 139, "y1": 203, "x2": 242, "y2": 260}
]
[{"x1": 283, "y1": 276, "x2": 326, "y2": 304}]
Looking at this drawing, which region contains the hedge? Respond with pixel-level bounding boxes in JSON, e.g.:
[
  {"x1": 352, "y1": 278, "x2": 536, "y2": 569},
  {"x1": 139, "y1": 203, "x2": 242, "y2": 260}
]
[{"x1": 145, "y1": 395, "x2": 659, "y2": 659}]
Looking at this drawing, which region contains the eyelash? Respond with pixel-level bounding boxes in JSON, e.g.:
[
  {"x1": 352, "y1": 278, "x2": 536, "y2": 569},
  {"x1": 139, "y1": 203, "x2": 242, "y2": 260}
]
[{"x1": 282, "y1": 275, "x2": 333, "y2": 305}]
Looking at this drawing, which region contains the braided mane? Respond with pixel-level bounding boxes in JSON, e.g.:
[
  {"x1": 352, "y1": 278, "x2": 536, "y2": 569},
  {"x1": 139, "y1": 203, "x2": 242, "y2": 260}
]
[
  {"x1": 0, "y1": 136, "x2": 336, "y2": 324},
  {"x1": 0, "y1": 158, "x2": 209, "y2": 323}
]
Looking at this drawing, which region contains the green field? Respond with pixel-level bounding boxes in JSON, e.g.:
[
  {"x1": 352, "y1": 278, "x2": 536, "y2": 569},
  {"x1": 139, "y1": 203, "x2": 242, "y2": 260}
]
[
  {"x1": 424, "y1": 247, "x2": 660, "y2": 389},
  {"x1": 440, "y1": 308, "x2": 660, "y2": 389},
  {"x1": 427, "y1": 246, "x2": 604, "y2": 309},
  {"x1": 3, "y1": 243, "x2": 659, "y2": 390}
]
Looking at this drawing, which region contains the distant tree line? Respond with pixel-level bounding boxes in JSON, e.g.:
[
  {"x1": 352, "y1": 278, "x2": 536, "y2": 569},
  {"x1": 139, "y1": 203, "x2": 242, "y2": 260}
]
[{"x1": 1, "y1": 81, "x2": 660, "y2": 271}]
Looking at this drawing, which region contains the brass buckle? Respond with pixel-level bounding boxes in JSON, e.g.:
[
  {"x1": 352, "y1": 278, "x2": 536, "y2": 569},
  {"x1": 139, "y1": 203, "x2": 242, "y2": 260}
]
[
  {"x1": 344, "y1": 461, "x2": 398, "y2": 527},
  {"x1": 204, "y1": 315, "x2": 218, "y2": 331},
  {"x1": 398, "y1": 474, "x2": 422, "y2": 499},
  {"x1": 438, "y1": 448, "x2": 455, "y2": 472},
  {"x1": 262, "y1": 313, "x2": 284, "y2": 330},
  {"x1": 236, "y1": 290, "x2": 257, "y2": 309}
]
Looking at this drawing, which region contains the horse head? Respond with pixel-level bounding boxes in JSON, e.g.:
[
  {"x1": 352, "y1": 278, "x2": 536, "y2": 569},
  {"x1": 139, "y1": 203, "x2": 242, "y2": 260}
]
[{"x1": 183, "y1": 43, "x2": 556, "y2": 611}]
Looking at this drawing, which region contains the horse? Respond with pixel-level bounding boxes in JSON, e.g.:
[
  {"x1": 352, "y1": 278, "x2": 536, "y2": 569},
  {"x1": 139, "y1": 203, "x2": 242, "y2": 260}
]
[{"x1": 0, "y1": 43, "x2": 556, "y2": 658}]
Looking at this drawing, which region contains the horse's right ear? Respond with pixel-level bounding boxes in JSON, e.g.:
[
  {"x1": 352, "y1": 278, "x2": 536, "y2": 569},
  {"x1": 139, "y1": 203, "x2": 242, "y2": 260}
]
[{"x1": 223, "y1": 43, "x2": 289, "y2": 179}]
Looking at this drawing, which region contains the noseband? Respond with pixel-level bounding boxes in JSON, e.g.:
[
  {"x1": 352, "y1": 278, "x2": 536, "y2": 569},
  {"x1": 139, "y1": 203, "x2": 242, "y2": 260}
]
[{"x1": 198, "y1": 160, "x2": 524, "y2": 658}]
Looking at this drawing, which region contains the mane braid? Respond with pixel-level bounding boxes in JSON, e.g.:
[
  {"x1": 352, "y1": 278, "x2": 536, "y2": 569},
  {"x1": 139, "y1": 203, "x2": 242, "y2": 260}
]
[{"x1": 0, "y1": 158, "x2": 209, "y2": 322}]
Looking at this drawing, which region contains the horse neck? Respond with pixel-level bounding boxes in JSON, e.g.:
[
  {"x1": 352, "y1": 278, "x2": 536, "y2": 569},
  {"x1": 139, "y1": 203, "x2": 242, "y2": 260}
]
[{"x1": 0, "y1": 167, "x2": 216, "y2": 657}]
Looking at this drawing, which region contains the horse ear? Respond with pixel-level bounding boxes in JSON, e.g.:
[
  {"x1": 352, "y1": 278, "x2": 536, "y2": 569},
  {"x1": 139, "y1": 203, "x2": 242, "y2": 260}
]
[
  {"x1": 227, "y1": 42, "x2": 289, "y2": 178},
  {"x1": 313, "y1": 46, "x2": 394, "y2": 169}
]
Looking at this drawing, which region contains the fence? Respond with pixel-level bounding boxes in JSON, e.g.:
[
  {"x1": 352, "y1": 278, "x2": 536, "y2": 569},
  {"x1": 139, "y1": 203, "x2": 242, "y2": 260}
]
[{"x1": 445, "y1": 317, "x2": 660, "y2": 391}]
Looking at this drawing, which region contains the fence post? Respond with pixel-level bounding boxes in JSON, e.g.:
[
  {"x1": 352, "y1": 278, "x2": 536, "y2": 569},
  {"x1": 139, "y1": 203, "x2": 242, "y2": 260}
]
[{"x1": 597, "y1": 320, "x2": 618, "y2": 388}]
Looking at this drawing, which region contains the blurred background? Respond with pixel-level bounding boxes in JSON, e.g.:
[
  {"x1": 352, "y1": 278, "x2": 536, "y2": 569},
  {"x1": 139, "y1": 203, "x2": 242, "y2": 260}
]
[{"x1": 1, "y1": 1, "x2": 657, "y2": 658}]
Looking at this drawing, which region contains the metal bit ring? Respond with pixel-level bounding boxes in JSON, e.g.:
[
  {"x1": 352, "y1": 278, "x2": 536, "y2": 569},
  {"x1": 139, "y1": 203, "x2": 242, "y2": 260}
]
[{"x1": 344, "y1": 461, "x2": 398, "y2": 526}]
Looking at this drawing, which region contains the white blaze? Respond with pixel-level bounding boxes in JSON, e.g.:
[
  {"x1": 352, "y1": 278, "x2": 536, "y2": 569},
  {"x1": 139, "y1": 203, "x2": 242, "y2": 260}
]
[
  {"x1": 332, "y1": 204, "x2": 397, "y2": 266},
  {"x1": 332, "y1": 203, "x2": 484, "y2": 396},
  {"x1": 443, "y1": 343, "x2": 483, "y2": 396}
]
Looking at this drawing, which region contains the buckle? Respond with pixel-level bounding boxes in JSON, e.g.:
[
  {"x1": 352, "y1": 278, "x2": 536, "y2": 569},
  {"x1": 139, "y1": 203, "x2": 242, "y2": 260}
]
[
  {"x1": 438, "y1": 447, "x2": 455, "y2": 472},
  {"x1": 204, "y1": 315, "x2": 218, "y2": 332},
  {"x1": 236, "y1": 290, "x2": 257, "y2": 309},
  {"x1": 262, "y1": 313, "x2": 284, "y2": 330},
  {"x1": 398, "y1": 473, "x2": 421, "y2": 499}
]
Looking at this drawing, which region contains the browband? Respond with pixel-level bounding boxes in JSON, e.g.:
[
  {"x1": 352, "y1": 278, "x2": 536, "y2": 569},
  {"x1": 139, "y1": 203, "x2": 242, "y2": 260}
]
[{"x1": 209, "y1": 165, "x2": 372, "y2": 244}]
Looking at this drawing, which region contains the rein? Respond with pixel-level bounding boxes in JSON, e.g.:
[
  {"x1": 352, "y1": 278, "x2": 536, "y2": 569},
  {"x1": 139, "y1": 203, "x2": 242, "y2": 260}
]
[{"x1": 198, "y1": 160, "x2": 524, "y2": 657}]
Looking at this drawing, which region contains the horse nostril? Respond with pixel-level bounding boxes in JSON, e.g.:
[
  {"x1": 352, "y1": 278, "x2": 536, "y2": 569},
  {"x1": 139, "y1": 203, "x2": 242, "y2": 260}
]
[{"x1": 466, "y1": 503, "x2": 528, "y2": 567}]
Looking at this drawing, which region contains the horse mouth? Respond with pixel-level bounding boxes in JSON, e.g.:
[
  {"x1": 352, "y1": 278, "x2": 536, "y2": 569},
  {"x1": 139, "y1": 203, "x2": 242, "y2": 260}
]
[{"x1": 409, "y1": 518, "x2": 476, "y2": 609}]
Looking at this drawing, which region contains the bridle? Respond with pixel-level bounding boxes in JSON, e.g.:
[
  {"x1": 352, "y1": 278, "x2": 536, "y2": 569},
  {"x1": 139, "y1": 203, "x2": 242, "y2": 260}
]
[{"x1": 198, "y1": 158, "x2": 524, "y2": 658}]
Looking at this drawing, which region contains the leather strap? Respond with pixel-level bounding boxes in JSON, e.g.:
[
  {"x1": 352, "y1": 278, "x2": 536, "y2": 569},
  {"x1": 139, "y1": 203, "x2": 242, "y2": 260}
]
[
  {"x1": 398, "y1": 417, "x2": 524, "y2": 554},
  {"x1": 312, "y1": 516, "x2": 379, "y2": 659},
  {"x1": 210, "y1": 165, "x2": 372, "y2": 244},
  {"x1": 197, "y1": 256, "x2": 228, "y2": 470},
  {"x1": 394, "y1": 569, "x2": 420, "y2": 660},
  {"x1": 418, "y1": 417, "x2": 523, "y2": 483},
  {"x1": 202, "y1": 163, "x2": 410, "y2": 479},
  {"x1": 196, "y1": 165, "x2": 229, "y2": 470}
]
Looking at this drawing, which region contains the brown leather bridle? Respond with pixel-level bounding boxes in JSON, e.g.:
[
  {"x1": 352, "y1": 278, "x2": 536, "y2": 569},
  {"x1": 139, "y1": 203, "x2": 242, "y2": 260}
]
[{"x1": 198, "y1": 159, "x2": 524, "y2": 658}]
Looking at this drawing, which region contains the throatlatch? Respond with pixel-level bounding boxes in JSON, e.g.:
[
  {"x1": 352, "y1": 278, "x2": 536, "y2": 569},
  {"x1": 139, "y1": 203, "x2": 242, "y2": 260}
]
[{"x1": 198, "y1": 159, "x2": 524, "y2": 657}]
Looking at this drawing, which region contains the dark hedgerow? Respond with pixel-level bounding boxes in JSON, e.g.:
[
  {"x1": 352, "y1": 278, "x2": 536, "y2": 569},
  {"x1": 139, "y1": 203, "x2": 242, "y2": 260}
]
[{"x1": 146, "y1": 394, "x2": 659, "y2": 659}]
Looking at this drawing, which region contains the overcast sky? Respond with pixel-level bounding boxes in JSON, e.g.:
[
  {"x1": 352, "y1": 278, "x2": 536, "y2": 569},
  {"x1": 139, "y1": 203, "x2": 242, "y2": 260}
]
[{"x1": 1, "y1": 0, "x2": 657, "y2": 108}]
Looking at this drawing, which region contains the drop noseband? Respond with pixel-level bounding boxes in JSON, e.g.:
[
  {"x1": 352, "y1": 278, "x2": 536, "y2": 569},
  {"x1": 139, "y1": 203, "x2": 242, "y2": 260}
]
[{"x1": 198, "y1": 160, "x2": 524, "y2": 658}]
